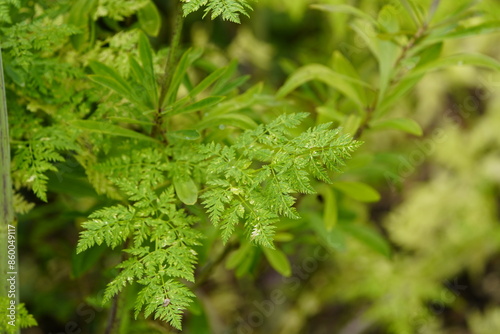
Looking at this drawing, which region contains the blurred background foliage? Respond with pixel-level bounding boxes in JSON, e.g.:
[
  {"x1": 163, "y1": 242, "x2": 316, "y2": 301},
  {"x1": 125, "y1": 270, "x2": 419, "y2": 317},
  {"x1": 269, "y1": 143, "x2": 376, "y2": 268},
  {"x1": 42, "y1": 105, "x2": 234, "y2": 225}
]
[{"x1": 2, "y1": 0, "x2": 500, "y2": 333}]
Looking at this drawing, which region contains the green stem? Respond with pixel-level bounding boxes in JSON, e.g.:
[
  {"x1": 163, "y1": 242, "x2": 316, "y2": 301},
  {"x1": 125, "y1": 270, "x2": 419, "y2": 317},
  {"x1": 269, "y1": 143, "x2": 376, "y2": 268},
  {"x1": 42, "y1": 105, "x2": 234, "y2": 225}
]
[
  {"x1": 152, "y1": 1, "x2": 185, "y2": 139},
  {"x1": 0, "y1": 48, "x2": 19, "y2": 333},
  {"x1": 193, "y1": 242, "x2": 237, "y2": 289}
]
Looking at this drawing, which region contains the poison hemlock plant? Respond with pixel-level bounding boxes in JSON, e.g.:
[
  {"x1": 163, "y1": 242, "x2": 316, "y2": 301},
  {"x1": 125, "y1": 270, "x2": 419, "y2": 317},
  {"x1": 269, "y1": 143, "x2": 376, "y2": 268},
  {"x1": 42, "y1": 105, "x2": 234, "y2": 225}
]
[
  {"x1": 69, "y1": 1, "x2": 359, "y2": 330},
  {"x1": 3, "y1": 0, "x2": 500, "y2": 332}
]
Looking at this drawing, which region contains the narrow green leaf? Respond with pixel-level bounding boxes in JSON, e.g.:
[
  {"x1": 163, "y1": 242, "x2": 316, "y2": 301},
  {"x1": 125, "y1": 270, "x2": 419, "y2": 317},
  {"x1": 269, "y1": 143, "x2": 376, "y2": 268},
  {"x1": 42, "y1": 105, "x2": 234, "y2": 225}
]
[
  {"x1": 165, "y1": 48, "x2": 204, "y2": 106},
  {"x1": 377, "y1": 75, "x2": 423, "y2": 116},
  {"x1": 370, "y1": 118, "x2": 423, "y2": 136},
  {"x1": 189, "y1": 65, "x2": 229, "y2": 98},
  {"x1": 408, "y1": 53, "x2": 500, "y2": 80},
  {"x1": 72, "y1": 244, "x2": 106, "y2": 278},
  {"x1": 321, "y1": 186, "x2": 338, "y2": 231},
  {"x1": 168, "y1": 96, "x2": 226, "y2": 116},
  {"x1": 339, "y1": 223, "x2": 391, "y2": 257},
  {"x1": 68, "y1": 0, "x2": 98, "y2": 50},
  {"x1": 226, "y1": 242, "x2": 252, "y2": 270},
  {"x1": 138, "y1": 32, "x2": 158, "y2": 105},
  {"x1": 211, "y1": 60, "x2": 239, "y2": 95},
  {"x1": 277, "y1": 64, "x2": 369, "y2": 107},
  {"x1": 196, "y1": 113, "x2": 258, "y2": 130},
  {"x1": 377, "y1": 5, "x2": 400, "y2": 99},
  {"x1": 350, "y1": 19, "x2": 379, "y2": 60},
  {"x1": 138, "y1": 1, "x2": 161, "y2": 37},
  {"x1": 208, "y1": 83, "x2": 265, "y2": 117},
  {"x1": 72, "y1": 120, "x2": 159, "y2": 143},
  {"x1": 333, "y1": 181, "x2": 381, "y2": 202},
  {"x1": 88, "y1": 74, "x2": 132, "y2": 97},
  {"x1": 341, "y1": 114, "x2": 362, "y2": 136},
  {"x1": 167, "y1": 129, "x2": 200, "y2": 141},
  {"x1": 173, "y1": 177, "x2": 198, "y2": 205},
  {"x1": 89, "y1": 60, "x2": 123, "y2": 79},
  {"x1": 212, "y1": 74, "x2": 250, "y2": 96},
  {"x1": 262, "y1": 247, "x2": 291, "y2": 277},
  {"x1": 305, "y1": 211, "x2": 346, "y2": 251},
  {"x1": 310, "y1": 4, "x2": 378, "y2": 26},
  {"x1": 332, "y1": 51, "x2": 367, "y2": 105}
]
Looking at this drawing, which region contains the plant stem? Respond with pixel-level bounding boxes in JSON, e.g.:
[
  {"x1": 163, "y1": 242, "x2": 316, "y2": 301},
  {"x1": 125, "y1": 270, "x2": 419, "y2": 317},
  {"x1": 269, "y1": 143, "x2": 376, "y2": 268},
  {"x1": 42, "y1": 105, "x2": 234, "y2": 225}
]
[
  {"x1": 193, "y1": 242, "x2": 237, "y2": 289},
  {"x1": 105, "y1": 294, "x2": 120, "y2": 334},
  {"x1": 0, "y1": 48, "x2": 20, "y2": 333},
  {"x1": 152, "y1": 1, "x2": 185, "y2": 139}
]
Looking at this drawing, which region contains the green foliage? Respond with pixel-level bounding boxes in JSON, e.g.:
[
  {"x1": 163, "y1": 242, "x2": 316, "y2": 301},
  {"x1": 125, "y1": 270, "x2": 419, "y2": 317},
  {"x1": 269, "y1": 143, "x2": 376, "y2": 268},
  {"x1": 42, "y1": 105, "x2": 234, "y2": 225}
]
[
  {"x1": 0, "y1": 299, "x2": 37, "y2": 334},
  {"x1": 11, "y1": 126, "x2": 78, "y2": 202},
  {"x1": 201, "y1": 113, "x2": 359, "y2": 247},
  {"x1": 0, "y1": 0, "x2": 20, "y2": 24},
  {"x1": 77, "y1": 179, "x2": 202, "y2": 329},
  {"x1": 4, "y1": 0, "x2": 500, "y2": 333},
  {"x1": 181, "y1": 0, "x2": 254, "y2": 23}
]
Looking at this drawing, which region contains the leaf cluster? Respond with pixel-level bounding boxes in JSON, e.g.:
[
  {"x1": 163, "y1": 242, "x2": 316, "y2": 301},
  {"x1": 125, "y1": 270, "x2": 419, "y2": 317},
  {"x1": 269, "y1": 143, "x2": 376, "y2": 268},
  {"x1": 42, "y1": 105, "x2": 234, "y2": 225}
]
[
  {"x1": 77, "y1": 149, "x2": 203, "y2": 329},
  {"x1": 181, "y1": 0, "x2": 254, "y2": 23},
  {"x1": 201, "y1": 112, "x2": 360, "y2": 248}
]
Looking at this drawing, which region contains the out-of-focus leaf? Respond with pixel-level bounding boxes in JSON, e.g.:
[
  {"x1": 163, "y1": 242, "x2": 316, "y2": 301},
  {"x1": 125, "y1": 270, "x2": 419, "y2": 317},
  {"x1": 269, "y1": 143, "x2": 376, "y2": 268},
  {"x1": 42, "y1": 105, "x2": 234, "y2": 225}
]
[
  {"x1": 138, "y1": 1, "x2": 161, "y2": 37},
  {"x1": 262, "y1": 247, "x2": 291, "y2": 277},
  {"x1": 306, "y1": 211, "x2": 346, "y2": 251},
  {"x1": 196, "y1": 113, "x2": 258, "y2": 130},
  {"x1": 370, "y1": 118, "x2": 423, "y2": 136},
  {"x1": 189, "y1": 65, "x2": 228, "y2": 97},
  {"x1": 339, "y1": 223, "x2": 391, "y2": 257},
  {"x1": 208, "y1": 83, "x2": 266, "y2": 117},
  {"x1": 341, "y1": 114, "x2": 362, "y2": 136},
  {"x1": 68, "y1": 0, "x2": 98, "y2": 50},
  {"x1": 72, "y1": 244, "x2": 106, "y2": 278},
  {"x1": 226, "y1": 242, "x2": 252, "y2": 270},
  {"x1": 165, "y1": 48, "x2": 204, "y2": 106},
  {"x1": 72, "y1": 120, "x2": 158, "y2": 143},
  {"x1": 311, "y1": 4, "x2": 378, "y2": 26},
  {"x1": 138, "y1": 32, "x2": 158, "y2": 104},
  {"x1": 168, "y1": 96, "x2": 226, "y2": 116},
  {"x1": 333, "y1": 181, "x2": 381, "y2": 202},
  {"x1": 277, "y1": 64, "x2": 368, "y2": 108},
  {"x1": 318, "y1": 185, "x2": 337, "y2": 231},
  {"x1": 408, "y1": 53, "x2": 500, "y2": 80},
  {"x1": 377, "y1": 5, "x2": 400, "y2": 99},
  {"x1": 167, "y1": 130, "x2": 201, "y2": 141},
  {"x1": 332, "y1": 51, "x2": 368, "y2": 105}
]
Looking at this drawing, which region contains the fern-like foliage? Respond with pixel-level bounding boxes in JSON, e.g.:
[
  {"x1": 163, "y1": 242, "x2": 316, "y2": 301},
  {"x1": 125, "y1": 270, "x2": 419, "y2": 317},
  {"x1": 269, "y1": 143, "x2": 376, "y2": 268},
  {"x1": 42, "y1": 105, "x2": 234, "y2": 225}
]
[
  {"x1": 181, "y1": 0, "x2": 254, "y2": 23},
  {"x1": 94, "y1": 0, "x2": 149, "y2": 21},
  {"x1": 0, "y1": 299, "x2": 37, "y2": 334},
  {"x1": 77, "y1": 147, "x2": 203, "y2": 330},
  {"x1": 1, "y1": 19, "x2": 79, "y2": 69},
  {"x1": 200, "y1": 113, "x2": 361, "y2": 248},
  {"x1": 0, "y1": 0, "x2": 20, "y2": 24},
  {"x1": 11, "y1": 126, "x2": 78, "y2": 202}
]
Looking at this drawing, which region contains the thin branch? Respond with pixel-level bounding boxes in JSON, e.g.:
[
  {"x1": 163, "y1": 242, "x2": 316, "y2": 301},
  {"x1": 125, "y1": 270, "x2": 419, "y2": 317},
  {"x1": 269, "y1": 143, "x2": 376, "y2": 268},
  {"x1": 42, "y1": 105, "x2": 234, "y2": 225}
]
[
  {"x1": 152, "y1": 1, "x2": 185, "y2": 140},
  {"x1": 193, "y1": 241, "x2": 238, "y2": 289}
]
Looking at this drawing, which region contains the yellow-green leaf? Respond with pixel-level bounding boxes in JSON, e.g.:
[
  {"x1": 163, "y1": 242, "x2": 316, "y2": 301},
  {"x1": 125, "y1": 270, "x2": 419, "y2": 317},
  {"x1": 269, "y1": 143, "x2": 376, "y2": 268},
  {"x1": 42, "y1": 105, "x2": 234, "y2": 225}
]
[
  {"x1": 138, "y1": 1, "x2": 161, "y2": 37},
  {"x1": 72, "y1": 120, "x2": 159, "y2": 143},
  {"x1": 323, "y1": 186, "x2": 338, "y2": 231},
  {"x1": 333, "y1": 181, "x2": 381, "y2": 202},
  {"x1": 339, "y1": 223, "x2": 391, "y2": 257},
  {"x1": 173, "y1": 177, "x2": 198, "y2": 205},
  {"x1": 370, "y1": 118, "x2": 423, "y2": 136},
  {"x1": 262, "y1": 247, "x2": 291, "y2": 277},
  {"x1": 226, "y1": 242, "x2": 252, "y2": 270}
]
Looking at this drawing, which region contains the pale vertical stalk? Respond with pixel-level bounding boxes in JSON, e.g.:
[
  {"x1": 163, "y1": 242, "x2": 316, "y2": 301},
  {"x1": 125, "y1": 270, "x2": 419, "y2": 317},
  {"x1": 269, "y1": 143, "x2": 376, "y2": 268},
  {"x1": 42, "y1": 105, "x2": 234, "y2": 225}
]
[{"x1": 0, "y1": 48, "x2": 19, "y2": 333}]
